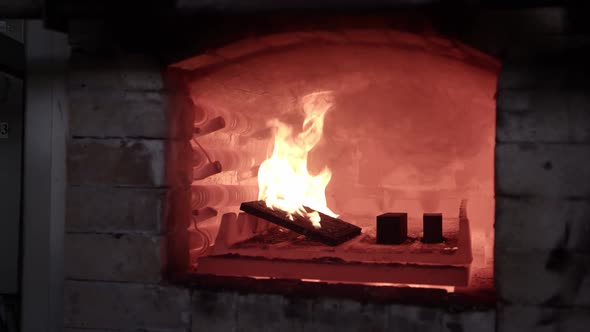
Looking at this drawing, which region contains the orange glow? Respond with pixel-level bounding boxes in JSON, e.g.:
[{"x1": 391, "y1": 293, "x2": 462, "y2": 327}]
[
  {"x1": 366, "y1": 282, "x2": 455, "y2": 292},
  {"x1": 302, "y1": 279, "x2": 454, "y2": 292},
  {"x1": 181, "y1": 28, "x2": 500, "y2": 290},
  {"x1": 257, "y1": 91, "x2": 338, "y2": 228}
]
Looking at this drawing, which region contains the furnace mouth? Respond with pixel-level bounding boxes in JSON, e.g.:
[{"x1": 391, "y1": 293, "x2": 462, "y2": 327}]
[{"x1": 171, "y1": 27, "x2": 498, "y2": 294}]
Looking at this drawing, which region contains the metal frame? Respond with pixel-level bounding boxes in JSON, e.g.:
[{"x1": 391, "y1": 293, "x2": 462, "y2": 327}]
[
  {"x1": 0, "y1": 1, "x2": 578, "y2": 19},
  {"x1": 20, "y1": 20, "x2": 68, "y2": 332},
  {"x1": 0, "y1": 21, "x2": 24, "y2": 294},
  {"x1": 0, "y1": 75, "x2": 22, "y2": 293},
  {"x1": 0, "y1": 33, "x2": 24, "y2": 78}
]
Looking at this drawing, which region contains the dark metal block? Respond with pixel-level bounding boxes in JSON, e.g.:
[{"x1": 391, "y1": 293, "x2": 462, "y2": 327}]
[
  {"x1": 423, "y1": 213, "x2": 443, "y2": 243},
  {"x1": 376, "y1": 213, "x2": 407, "y2": 244}
]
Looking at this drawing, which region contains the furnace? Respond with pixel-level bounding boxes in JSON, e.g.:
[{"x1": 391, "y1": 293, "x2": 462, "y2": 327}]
[{"x1": 165, "y1": 26, "x2": 498, "y2": 292}]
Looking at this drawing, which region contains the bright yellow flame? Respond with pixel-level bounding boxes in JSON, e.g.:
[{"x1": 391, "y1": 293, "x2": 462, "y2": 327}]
[{"x1": 257, "y1": 91, "x2": 338, "y2": 228}]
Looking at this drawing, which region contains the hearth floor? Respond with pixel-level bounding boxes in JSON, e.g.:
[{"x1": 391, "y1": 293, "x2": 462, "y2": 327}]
[
  {"x1": 213, "y1": 216, "x2": 469, "y2": 266},
  {"x1": 194, "y1": 212, "x2": 472, "y2": 286}
]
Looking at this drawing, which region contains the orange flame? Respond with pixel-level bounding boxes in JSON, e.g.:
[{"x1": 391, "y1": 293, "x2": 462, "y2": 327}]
[{"x1": 257, "y1": 91, "x2": 338, "y2": 228}]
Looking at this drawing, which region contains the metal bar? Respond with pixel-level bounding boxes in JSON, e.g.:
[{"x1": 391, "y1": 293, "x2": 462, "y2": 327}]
[
  {"x1": 176, "y1": 0, "x2": 576, "y2": 12},
  {"x1": 177, "y1": 0, "x2": 435, "y2": 12},
  {"x1": 0, "y1": 71, "x2": 23, "y2": 294},
  {"x1": 21, "y1": 20, "x2": 68, "y2": 332},
  {"x1": 1, "y1": 0, "x2": 575, "y2": 18}
]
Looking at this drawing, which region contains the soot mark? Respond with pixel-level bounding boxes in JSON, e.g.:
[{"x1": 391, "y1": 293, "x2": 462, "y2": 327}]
[
  {"x1": 445, "y1": 322, "x2": 463, "y2": 332},
  {"x1": 543, "y1": 220, "x2": 588, "y2": 306},
  {"x1": 542, "y1": 161, "x2": 553, "y2": 170},
  {"x1": 538, "y1": 310, "x2": 559, "y2": 326},
  {"x1": 545, "y1": 223, "x2": 571, "y2": 272},
  {"x1": 198, "y1": 291, "x2": 221, "y2": 315}
]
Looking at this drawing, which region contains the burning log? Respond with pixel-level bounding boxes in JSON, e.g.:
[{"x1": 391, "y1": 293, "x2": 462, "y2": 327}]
[{"x1": 240, "y1": 200, "x2": 361, "y2": 246}]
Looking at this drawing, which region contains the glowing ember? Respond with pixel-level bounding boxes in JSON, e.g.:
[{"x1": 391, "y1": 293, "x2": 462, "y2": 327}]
[{"x1": 257, "y1": 91, "x2": 338, "y2": 228}]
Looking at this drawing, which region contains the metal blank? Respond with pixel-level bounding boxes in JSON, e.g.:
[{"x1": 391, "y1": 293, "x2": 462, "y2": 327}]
[
  {"x1": 423, "y1": 213, "x2": 443, "y2": 243},
  {"x1": 376, "y1": 213, "x2": 407, "y2": 244}
]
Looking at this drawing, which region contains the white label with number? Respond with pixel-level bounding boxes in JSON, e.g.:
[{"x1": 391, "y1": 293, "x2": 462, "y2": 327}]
[{"x1": 0, "y1": 122, "x2": 8, "y2": 138}]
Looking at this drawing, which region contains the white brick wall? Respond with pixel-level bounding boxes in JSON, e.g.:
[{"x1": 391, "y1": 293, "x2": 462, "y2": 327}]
[
  {"x1": 496, "y1": 54, "x2": 590, "y2": 331},
  {"x1": 498, "y1": 305, "x2": 590, "y2": 332},
  {"x1": 66, "y1": 186, "x2": 167, "y2": 233},
  {"x1": 65, "y1": 50, "x2": 191, "y2": 330},
  {"x1": 69, "y1": 89, "x2": 169, "y2": 138},
  {"x1": 496, "y1": 248, "x2": 590, "y2": 305},
  {"x1": 64, "y1": 281, "x2": 190, "y2": 330},
  {"x1": 495, "y1": 197, "x2": 590, "y2": 251},
  {"x1": 68, "y1": 139, "x2": 167, "y2": 186},
  {"x1": 190, "y1": 290, "x2": 495, "y2": 332},
  {"x1": 495, "y1": 143, "x2": 590, "y2": 198},
  {"x1": 497, "y1": 90, "x2": 590, "y2": 143},
  {"x1": 68, "y1": 53, "x2": 164, "y2": 91},
  {"x1": 65, "y1": 233, "x2": 164, "y2": 283}
]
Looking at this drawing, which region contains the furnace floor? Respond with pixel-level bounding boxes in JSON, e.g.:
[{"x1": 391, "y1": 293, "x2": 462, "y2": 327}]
[
  {"x1": 213, "y1": 216, "x2": 469, "y2": 266},
  {"x1": 195, "y1": 206, "x2": 473, "y2": 286}
]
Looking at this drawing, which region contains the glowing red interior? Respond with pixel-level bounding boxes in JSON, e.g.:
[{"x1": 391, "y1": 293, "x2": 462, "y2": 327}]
[{"x1": 174, "y1": 29, "x2": 500, "y2": 292}]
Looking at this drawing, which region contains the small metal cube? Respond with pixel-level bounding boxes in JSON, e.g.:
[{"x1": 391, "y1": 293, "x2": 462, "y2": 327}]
[
  {"x1": 422, "y1": 213, "x2": 443, "y2": 243},
  {"x1": 376, "y1": 213, "x2": 407, "y2": 245}
]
